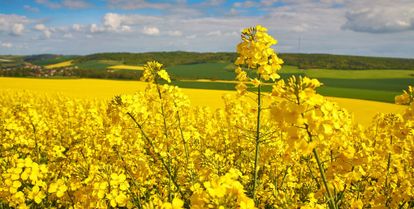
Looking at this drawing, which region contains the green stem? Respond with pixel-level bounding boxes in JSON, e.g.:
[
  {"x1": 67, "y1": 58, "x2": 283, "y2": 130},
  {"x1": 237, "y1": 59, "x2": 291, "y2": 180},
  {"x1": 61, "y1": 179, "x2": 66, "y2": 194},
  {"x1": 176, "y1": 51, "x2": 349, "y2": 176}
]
[
  {"x1": 30, "y1": 121, "x2": 40, "y2": 161},
  {"x1": 313, "y1": 148, "x2": 336, "y2": 209},
  {"x1": 175, "y1": 107, "x2": 189, "y2": 165},
  {"x1": 126, "y1": 112, "x2": 184, "y2": 199},
  {"x1": 385, "y1": 153, "x2": 391, "y2": 189},
  {"x1": 385, "y1": 152, "x2": 391, "y2": 207},
  {"x1": 252, "y1": 81, "x2": 261, "y2": 203},
  {"x1": 155, "y1": 83, "x2": 174, "y2": 202},
  {"x1": 385, "y1": 136, "x2": 392, "y2": 207},
  {"x1": 304, "y1": 120, "x2": 335, "y2": 209},
  {"x1": 114, "y1": 147, "x2": 143, "y2": 209},
  {"x1": 304, "y1": 157, "x2": 321, "y2": 189}
]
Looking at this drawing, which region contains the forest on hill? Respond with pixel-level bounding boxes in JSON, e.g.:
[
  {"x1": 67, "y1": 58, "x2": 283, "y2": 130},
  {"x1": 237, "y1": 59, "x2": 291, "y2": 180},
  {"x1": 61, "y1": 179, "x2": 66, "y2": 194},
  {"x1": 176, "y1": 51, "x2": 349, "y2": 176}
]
[{"x1": 7, "y1": 52, "x2": 413, "y2": 70}]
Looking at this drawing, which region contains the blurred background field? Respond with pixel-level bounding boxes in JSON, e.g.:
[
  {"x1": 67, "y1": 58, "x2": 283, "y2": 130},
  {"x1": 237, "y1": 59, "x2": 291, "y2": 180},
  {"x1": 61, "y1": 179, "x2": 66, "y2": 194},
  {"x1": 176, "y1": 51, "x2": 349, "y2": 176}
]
[
  {"x1": 2, "y1": 53, "x2": 413, "y2": 103},
  {"x1": 0, "y1": 77, "x2": 405, "y2": 126}
]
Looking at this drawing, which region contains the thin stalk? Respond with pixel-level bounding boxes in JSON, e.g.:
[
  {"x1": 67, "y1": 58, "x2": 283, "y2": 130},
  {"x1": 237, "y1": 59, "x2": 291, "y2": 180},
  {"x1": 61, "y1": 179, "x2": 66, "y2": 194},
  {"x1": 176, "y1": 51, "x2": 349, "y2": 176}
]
[
  {"x1": 313, "y1": 148, "x2": 336, "y2": 209},
  {"x1": 127, "y1": 112, "x2": 184, "y2": 199},
  {"x1": 304, "y1": 158, "x2": 321, "y2": 189},
  {"x1": 66, "y1": 186, "x2": 76, "y2": 208},
  {"x1": 176, "y1": 109, "x2": 189, "y2": 165},
  {"x1": 304, "y1": 120, "x2": 335, "y2": 209},
  {"x1": 252, "y1": 79, "x2": 261, "y2": 203},
  {"x1": 385, "y1": 152, "x2": 391, "y2": 207},
  {"x1": 385, "y1": 153, "x2": 391, "y2": 189},
  {"x1": 277, "y1": 166, "x2": 290, "y2": 189},
  {"x1": 385, "y1": 136, "x2": 393, "y2": 207},
  {"x1": 398, "y1": 201, "x2": 406, "y2": 209},
  {"x1": 30, "y1": 121, "x2": 40, "y2": 161},
  {"x1": 114, "y1": 147, "x2": 143, "y2": 209},
  {"x1": 155, "y1": 82, "x2": 174, "y2": 202}
]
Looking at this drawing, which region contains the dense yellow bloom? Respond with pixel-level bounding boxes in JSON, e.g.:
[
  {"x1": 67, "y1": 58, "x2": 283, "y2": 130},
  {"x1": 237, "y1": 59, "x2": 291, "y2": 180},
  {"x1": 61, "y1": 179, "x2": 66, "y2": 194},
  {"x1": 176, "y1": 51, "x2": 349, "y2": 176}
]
[
  {"x1": 162, "y1": 197, "x2": 184, "y2": 209},
  {"x1": 48, "y1": 179, "x2": 68, "y2": 198},
  {"x1": 158, "y1": 69, "x2": 172, "y2": 83},
  {"x1": 1, "y1": 71, "x2": 414, "y2": 208},
  {"x1": 190, "y1": 169, "x2": 256, "y2": 209},
  {"x1": 395, "y1": 85, "x2": 413, "y2": 105},
  {"x1": 1, "y1": 156, "x2": 49, "y2": 207},
  {"x1": 141, "y1": 61, "x2": 171, "y2": 83},
  {"x1": 234, "y1": 25, "x2": 284, "y2": 94}
]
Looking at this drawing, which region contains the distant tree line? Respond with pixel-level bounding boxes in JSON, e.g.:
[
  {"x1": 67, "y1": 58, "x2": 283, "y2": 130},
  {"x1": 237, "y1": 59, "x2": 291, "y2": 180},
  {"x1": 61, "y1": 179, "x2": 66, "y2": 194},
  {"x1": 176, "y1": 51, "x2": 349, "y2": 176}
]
[
  {"x1": 74, "y1": 51, "x2": 237, "y2": 67},
  {"x1": 279, "y1": 53, "x2": 414, "y2": 70},
  {"x1": 2, "y1": 52, "x2": 413, "y2": 81},
  {"x1": 74, "y1": 52, "x2": 414, "y2": 70}
]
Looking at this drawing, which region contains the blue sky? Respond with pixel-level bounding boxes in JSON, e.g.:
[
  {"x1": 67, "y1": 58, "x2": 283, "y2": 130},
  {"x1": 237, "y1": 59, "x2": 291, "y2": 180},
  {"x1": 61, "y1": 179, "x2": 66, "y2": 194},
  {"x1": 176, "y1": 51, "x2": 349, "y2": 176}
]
[{"x1": 1, "y1": 0, "x2": 414, "y2": 58}]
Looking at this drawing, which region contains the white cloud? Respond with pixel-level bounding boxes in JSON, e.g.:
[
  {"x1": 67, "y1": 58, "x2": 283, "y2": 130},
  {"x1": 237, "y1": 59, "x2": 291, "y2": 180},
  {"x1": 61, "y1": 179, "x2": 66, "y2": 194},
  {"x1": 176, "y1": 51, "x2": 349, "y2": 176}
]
[
  {"x1": 121, "y1": 25, "x2": 132, "y2": 32},
  {"x1": 23, "y1": 5, "x2": 40, "y2": 12},
  {"x1": 290, "y1": 23, "x2": 310, "y2": 32},
  {"x1": 342, "y1": 0, "x2": 414, "y2": 33},
  {"x1": 62, "y1": 0, "x2": 90, "y2": 9},
  {"x1": 206, "y1": 30, "x2": 222, "y2": 36},
  {"x1": 1, "y1": 42, "x2": 13, "y2": 48},
  {"x1": 186, "y1": 34, "x2": 197, "y2": 39},
  {"x1": 167, "y1": 30, "x2": 183, "y2": 36},
  {"x1": 224, "y1": 31, "x2": 238, "y2": 36},
  {"x1": 106, "y1": 0, "x2": 202, "y2": 17},
  {"x1": 233, "y1": 1, "x2": 256, "y2": 8},
  {"x1": 44, "y1": 30, "x2": 52, "y2": 38},
  {"x1": 112, "y1": 14, "x2": 162, "y2": 25},
  {"x1": 90, "y1": 24, "x2": 105, "y2": 33},
  {"x1": 260, "y1": 0, "x2": 279, "y2": 6},
  {"x1": 12, "y1": 24, "x2": 25, "y2": 36},
  {"x1": 201, "y1": 0, "x2": 226, "y2": 6},
  {"x1": 142, "y1": 26, "x2": 160, "y2": 36},
  {"x1": 35, "y1": 0, "x2": 90, "y2": 9},
  {"x1": 168, "y1": 7, "x2": 202, "y2": 17},
  {"x1": 63, "y1": 33, "x2": 73, "y2": 38},
  {"x1": 35, "y1": 0, "x2": 61, "y2": 9},
  {"x1": 107, "y1": 0, "x2": 170, "y2": 10},
  {"x1": 72, "y1": 24, "x2": 83, "y2": 31},
  {"x1": 0, "y1": 14, "x2": 30, "y2": 36},
  {"x1": 34, "y1": 24, "x2": 47, "y2": 31},
  {"x1": 34, "y1": 24, "x2": 52, "y2": 38},
  {"x1": 102, "y1": 13, "x2": 133, "y2": 32},
  {"x1": 103, "y1": 13, "x2": 123, "y2": 30}
]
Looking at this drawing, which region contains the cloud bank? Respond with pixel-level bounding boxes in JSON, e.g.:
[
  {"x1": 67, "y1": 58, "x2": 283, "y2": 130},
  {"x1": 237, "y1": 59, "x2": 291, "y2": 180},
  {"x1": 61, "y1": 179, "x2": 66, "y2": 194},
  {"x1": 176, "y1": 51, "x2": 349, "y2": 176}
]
[{"x1": 0, "y1": 0, "x2": 413, "y2": 58}]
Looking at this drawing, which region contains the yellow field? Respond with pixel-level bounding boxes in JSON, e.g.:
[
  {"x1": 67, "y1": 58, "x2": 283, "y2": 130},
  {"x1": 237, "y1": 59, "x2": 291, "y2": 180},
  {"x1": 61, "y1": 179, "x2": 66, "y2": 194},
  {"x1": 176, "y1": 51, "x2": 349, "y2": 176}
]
[
  {"x1": 327, "y1": 97, "x2": 405, "y2": 125},
  {"x1": 107, "y1": 65, "x2": 144, "y2": 70},
  {"x1": 44, "y1": 60, "x2": 73, "y2": 69},
  {"x1": 0, "y1": 77, "x2": 405, "y2": 125}
]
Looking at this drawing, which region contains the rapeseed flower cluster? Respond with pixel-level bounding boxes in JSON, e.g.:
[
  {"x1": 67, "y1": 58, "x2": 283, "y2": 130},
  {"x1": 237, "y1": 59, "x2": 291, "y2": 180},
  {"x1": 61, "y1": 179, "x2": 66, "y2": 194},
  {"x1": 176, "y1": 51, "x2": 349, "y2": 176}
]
[{"x1": 234, "y1": 25, "x2": 284, "y2": 94}]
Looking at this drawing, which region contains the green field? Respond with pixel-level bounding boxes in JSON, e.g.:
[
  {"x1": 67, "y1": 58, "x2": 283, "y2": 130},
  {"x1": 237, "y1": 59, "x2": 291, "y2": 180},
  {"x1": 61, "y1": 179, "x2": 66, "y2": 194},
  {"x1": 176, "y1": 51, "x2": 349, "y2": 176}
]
[
  {"x1": 0, "y1": 55, "x2": 24, "y2": 68},
  {"x1": 1, "y1": 53, "x2": 413, "y2": 103},
  {"x1": 172, "y1": 79, "x2": 404, "y2": 103},
  {"x1": 281, "y1": 67, "x2": 414, "y2": 79},
  {"x1": 75, "y1": 60, "x2": 122, "y2": 70},
  {"x1": 30, "y1": 55, "x2": 76, "y2": 66},
  {"x1": 169, "y1": 62, "x2": 235, "y2": 80},
  {"x1": 165, "y1": 63, "x2": 413, "y2": 103},
  {"x1": 168, "y1": 63, "x2": 305, "y2": 80}
]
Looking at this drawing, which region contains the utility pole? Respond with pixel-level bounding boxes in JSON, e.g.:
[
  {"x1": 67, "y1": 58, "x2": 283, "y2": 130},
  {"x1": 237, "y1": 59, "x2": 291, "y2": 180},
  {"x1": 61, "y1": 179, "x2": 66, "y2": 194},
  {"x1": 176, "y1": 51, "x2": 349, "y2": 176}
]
[{"x1": 298, "y1": 36, "x2": 302, "y2": 69}]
